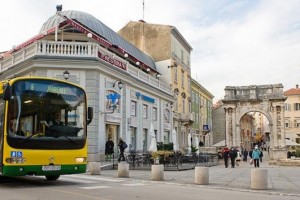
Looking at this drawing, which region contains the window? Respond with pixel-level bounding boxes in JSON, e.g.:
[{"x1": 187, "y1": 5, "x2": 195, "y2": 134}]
[
  {"x1": 285, "y1": 103, "x2": 291, "y2": 111},
  {"x1": 295, "y1": 119, "x2": 300, "y2": 128},
  {"x1": 164, "y1": 131, "x2": 170, "y2": 143},
  {"x1": 294, "y1": 103, "x2": 300, "y2": 111},
  {"x1": 164, "y1": 109, "x2": 170, "y2": 123},
  {"x1": 174, "y1": 68, "x2": 178, "y2": 82},
  {"x1": 152, "y1": 107, "x2": 157, "y2": 121},
  {"x1": 143, "y1": 104, "x2": 148, "y2": 119},
  {"x1": 181, "y1": 71, "x2": 184, "y2": 88},
  {"x1": 182, "y1": 99, "x2": 185, "y2": 113},
  {"x1": 131, "y1": 101, "x2": 137, "y2": 116}
]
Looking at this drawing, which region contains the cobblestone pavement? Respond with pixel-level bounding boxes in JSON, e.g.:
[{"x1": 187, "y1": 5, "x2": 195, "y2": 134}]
[{"x1": 94, "y1": 153, "x2": 300, "y2": 197}]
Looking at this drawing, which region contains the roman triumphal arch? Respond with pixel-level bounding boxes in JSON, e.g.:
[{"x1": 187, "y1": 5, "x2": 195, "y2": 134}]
[{"x1": 222, "y1": 84, "x2": 287, "y2": 160}]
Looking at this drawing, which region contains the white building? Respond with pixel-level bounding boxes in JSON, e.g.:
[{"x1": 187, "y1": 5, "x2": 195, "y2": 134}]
[{"x1": 0, "y1": 9, "x2": 175, "y2": 161}]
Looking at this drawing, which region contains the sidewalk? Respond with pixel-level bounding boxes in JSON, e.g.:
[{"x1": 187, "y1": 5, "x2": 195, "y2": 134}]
[{"x1": 96, "y1": 153, "x2": 300, "y2": 197}]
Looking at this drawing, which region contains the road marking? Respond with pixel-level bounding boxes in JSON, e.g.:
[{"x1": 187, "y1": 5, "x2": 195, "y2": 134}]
[
  {"x1": 122, "y1": 183, "x2": 148, "y2": 187},
  {"x1": 66, "y1": 174, "x2": 125, "y2": 182},
  {"x1": 78, "y1": 186, "x2": 111, "y2": 190},
  {"x1": 78, "y1": 183, "x2": 148, "y2": 190},
  {"x1": 60, "y1": 176, "x2": 96, "y2": 184}
]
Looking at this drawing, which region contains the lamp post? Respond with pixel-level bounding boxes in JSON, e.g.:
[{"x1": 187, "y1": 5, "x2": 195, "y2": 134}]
[{"x1": 63, "y1": 69, "x2": 70, "y2": 80}]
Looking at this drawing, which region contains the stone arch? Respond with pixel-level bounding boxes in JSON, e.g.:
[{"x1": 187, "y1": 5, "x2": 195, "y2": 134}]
[
  {"x1": 236, "y1": 108, "x2": 272, "y2": 153},
  {"x1": 222, "y1": 84, "x2": 287, "y2": 160}
]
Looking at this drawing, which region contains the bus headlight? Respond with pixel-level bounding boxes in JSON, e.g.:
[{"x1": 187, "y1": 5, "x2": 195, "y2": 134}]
[{"x1": 75, "y1": 157, "x2": 86, "y2": 163}]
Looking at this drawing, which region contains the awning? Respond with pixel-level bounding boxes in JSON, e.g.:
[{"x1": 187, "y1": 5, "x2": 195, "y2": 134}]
[
  {"x1": 212, "y1": 140, "x2": 225, "y2": 147},
  {"x1": 285, "y1": 139, "x2": 300, "y2": 146}
]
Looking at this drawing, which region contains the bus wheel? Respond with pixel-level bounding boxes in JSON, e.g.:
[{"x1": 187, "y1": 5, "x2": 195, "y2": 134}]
[{"x1": 45, "y1": 175, "x2": 60, "y2": 181}]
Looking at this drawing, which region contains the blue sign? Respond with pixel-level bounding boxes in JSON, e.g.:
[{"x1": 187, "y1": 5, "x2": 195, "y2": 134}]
[
  {"x1": 135, "y1": 92, "x2": 155, "y2": 103},
  {"x1": 203, "y1": 125, "x2": 210, "y2": 131},
  {"x1": 10, "y1": 151, "x2": 22, "y2": 157},
  {"x1": 11, "y1": 151, "x2": 16, "y2": 157},
  {"x1": 17, "y1": 151, "x2": 23, "y2": 157}
]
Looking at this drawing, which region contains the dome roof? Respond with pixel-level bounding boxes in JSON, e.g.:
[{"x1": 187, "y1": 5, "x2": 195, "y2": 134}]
[{"x1": 40, "y1": 10, "x2": 156, "y2": 70}]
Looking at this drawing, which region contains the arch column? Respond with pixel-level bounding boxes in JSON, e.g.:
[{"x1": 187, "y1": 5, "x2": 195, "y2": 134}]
[
  {"x1": 232, "y1": 108, "x2": 237, "y2": 147},
  {"x1": 280, "y1": 105, "x2": 286, "y2": 147},
  {"x1": 271, "y1": 106, "x2": 278, "y2": 148},
  {"x1": 235, "y1": 124, "x2": 241, "y2": 148},
  {"x1": 224, "y1": 108, "x2": 229, "y2": 146}
]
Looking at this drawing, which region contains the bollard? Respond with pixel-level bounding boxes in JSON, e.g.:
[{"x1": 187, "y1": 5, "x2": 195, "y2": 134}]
[
  {"x1": 251, "y1": 169, "x2": 268, "y2": 190},
  {"x1": 151, "y1": 164, "x2": 164, "y2": 181},
  {"x1": 195, "y1": 166, "x2": 209, "y2": 185},
  {"x1": 89, "y1": 162, "x2": 101, "y2": 175},
  {"x1": 118, "y1": 162, "x2": 129, "y2": 178}
]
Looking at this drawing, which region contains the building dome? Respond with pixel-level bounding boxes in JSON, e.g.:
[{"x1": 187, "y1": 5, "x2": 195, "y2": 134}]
[{"x1": 40, "y1": 10, "x2": 156, "y2": 70}]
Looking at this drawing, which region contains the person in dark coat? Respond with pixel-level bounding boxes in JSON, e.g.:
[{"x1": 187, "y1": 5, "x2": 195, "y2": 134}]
[
  {"x1": 249, "y1": 149, "x2": 253, "y2": 159},
  {"x1": 105, "y1": 138, "x2": 114, "y2": 162},
  {"x1": 118, "y1": 138, "x2": 126, "y2": 162},
  {"x1": 259, "y1": 150, "x2": 263, "y2": 162},
  {"x1": 243, "y1": 149, "x2": 248, "y2": 162},
  {"x1": 229, "y1": 147, "x2": 237, "y2": 168},
  {"x1": 222, "y1": 146, "x2": 230, "y2": 168},
  {"x1": 49, "y1": 112, "x2": 64, "y2": 126}
]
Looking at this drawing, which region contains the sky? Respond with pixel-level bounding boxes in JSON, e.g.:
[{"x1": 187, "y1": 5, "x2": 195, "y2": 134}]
[{"x1": 1, "y1": 0, "x2": 300, "y2": 103}]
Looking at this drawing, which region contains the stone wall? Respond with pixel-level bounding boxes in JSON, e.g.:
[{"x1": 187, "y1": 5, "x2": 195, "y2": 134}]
[{"x1": 212, "y1": 106, "x2": 226, "y2": 145}]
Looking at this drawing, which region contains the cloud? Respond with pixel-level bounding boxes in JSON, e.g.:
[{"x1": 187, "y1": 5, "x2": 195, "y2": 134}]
[{"x1": 190, "y1": 0, "x2": 300, "y2": 101}]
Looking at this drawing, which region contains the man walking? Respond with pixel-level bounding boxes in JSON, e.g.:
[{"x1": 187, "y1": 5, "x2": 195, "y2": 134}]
[
  {"x1": 229, "y1": 147, "x2": 237, "y2": 168},
  {"x1": 222, "y1": 146, "x2": 230, "y2": 168}
]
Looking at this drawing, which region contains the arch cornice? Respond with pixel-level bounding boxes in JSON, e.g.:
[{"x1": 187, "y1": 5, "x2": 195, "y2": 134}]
[{"x1": 237, "y1": 108, "x2": 272, "y2": 125}]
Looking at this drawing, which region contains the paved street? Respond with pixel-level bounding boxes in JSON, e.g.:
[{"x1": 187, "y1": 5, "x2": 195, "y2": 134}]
[
  {"x1": 1, "y1": 153, "x2": 299, "y2": 200},
  {"x1": 98, "y1": 153, "x2": 300, "y2": 198}
]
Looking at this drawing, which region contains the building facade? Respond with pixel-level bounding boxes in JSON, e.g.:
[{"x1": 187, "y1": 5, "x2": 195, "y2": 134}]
[
  {"x1": 118, "y1": 21, "x2": 193, "y2": 152},
  {"x1": 283, "y1": 84, "x2": 300, "y2": 144},
  {"x1": 191, "y1": 79, "x2": 214, "y2": 147}
]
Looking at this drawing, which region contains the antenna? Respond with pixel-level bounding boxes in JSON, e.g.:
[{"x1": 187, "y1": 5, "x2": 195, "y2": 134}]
[
  {"x1": 143, "y1": 0, "x2": 145, "y2": 21},
  {"x1": 142, "y1": 0, "x2": 145, "y2": 51}
]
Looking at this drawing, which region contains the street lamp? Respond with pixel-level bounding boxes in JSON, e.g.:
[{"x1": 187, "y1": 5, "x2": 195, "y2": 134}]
[
  {"x1": 63, "y1": 69, "x2": 70, "y2": 80},
  {"x1": 113, "y1": 80, "x2": 123, "y2": 90}
]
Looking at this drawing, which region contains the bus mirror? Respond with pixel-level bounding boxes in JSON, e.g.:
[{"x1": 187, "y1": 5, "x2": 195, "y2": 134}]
[
  {"x1": 87, "y1": 107, "x2": 93, "y2": 125},
  {"x1": 3, "y1": 84, "x2": 12, "y2": 100}
]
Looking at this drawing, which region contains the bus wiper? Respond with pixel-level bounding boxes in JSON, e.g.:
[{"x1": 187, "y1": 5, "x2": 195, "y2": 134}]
[
  {"x1": 60, "y1": 135, "x2": 77, "y2": 144},
  {"x1": 19, "y1": 133, "x2": 40, "y2": 144}
]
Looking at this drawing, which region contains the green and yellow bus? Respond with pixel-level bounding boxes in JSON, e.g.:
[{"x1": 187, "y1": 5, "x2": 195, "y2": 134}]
[{"x1": 0, "y1": 77, "x2": 93, "y2": 180}]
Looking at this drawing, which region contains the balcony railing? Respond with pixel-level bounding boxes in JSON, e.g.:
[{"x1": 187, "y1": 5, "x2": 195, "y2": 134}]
[{"x1": 0, "y1": 40, "x2": 172, "y2": 94}]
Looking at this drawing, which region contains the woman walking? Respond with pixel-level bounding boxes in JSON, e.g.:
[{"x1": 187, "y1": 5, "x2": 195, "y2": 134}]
[{"x1": 252, "y1": 145, "x2": 261, "y2": 168}]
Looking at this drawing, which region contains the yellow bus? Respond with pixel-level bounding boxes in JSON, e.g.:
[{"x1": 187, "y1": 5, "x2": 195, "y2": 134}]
[{"x1": 0, "y1": 77, "x2": 93, "y2": 180}]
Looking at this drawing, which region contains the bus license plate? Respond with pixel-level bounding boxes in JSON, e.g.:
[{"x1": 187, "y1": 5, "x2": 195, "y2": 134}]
[{"x1": 42, "y1": 165, "x2": 61, "y2": 171}]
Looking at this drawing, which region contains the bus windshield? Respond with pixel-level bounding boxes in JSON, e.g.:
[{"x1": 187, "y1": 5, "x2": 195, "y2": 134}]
[{"x1": 7, "y1": 79, "x2": 87, "y2": 149}]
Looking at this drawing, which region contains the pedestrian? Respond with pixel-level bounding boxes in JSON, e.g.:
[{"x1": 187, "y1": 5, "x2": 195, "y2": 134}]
[
  {"x1": 248, "y1": 149, "x2": 253, "y2": 159},
  {"x1": 243, "y1": 149, "x2": 248, "y2": 162},
  {"x1": 252, "y1": 145, "x2": 261, "y2": 168},
  {"x1": 229, "y1": 147, "x2": 237, "y2": 168},
  {"x1": 105, "y1": 138, "x2": 114, "y2": 162},
  {"x1": 222, "y1": 146, "x2": 230, "y2": 168},
  {"x1": 259, "y1": 149, "x2": 263, "y2": 162},
  {"x1": 236, "y1": 150, "x2": 242, "y2": 166},
  {"x1": 118, "y1": 137, "x2": 126, "y2": 162}
]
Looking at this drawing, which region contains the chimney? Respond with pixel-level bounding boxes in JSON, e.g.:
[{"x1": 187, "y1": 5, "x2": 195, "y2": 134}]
[{"x1": 296, "y1": 84, "x2": 299, "y2": 89}]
